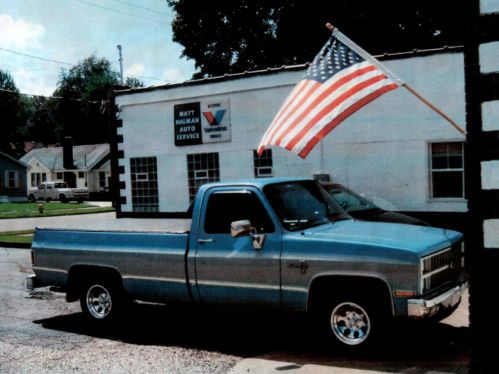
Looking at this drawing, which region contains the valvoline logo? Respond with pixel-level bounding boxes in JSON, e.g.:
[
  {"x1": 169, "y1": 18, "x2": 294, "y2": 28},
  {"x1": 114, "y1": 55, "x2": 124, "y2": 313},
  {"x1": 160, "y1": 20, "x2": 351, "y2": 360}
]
[{"x1": 203, "y1": 109, "x2": 226, "y2": 126}]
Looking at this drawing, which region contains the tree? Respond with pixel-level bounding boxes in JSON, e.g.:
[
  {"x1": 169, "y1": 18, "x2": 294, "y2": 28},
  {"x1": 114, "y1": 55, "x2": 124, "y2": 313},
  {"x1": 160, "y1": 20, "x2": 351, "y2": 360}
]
[
  {"x1": 53, "y1": 55, "x2": 119, "y2": 145},
  {"x1": 125, "y1": 76, "x2": 144, "y2": 88},
  {"x1": 53, "y1": 55, "x2": 144, "y2": 145},
  {"x1": 20, "y1": 96, "x2": 61, "y2": 145},
  {"x1": 0, "y1": 70, "x2": 22, "y2": 152},
  {"x1": 168, "y1": 0, "x2": 466, "y2": 78}
]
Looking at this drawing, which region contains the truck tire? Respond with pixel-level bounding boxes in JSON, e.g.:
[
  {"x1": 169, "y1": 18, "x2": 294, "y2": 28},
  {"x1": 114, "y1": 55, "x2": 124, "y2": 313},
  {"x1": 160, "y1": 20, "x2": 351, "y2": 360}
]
[
  {"x1": 321, "y1": 294, "x2": 381, "y2": 348},
  {"x1": 59, "y1": 194, "x2": 68, "y2": 203},
  {"x1": 29, "y1": 194, "x2": 36, "y2": 202},
  {"x1": 80, "y1": 279, "x2": 124, "y2": 322}
]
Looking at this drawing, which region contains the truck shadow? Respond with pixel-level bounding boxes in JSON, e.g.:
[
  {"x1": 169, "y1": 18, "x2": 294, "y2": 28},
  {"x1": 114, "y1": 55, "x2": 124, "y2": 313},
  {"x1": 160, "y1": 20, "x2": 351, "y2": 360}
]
[{"x1": 34, "y1": 303, "x2": 469, "y2": 371}]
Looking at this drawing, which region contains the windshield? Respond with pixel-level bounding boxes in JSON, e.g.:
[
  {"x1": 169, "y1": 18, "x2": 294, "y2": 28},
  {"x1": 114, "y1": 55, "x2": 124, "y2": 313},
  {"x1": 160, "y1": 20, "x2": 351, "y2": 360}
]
[
  {"x1": 263, "y1": 180, "x2": 350, "y2": 231},
  {"x1": 324, "y1": 185, "x2": 380, "y2": 213}
]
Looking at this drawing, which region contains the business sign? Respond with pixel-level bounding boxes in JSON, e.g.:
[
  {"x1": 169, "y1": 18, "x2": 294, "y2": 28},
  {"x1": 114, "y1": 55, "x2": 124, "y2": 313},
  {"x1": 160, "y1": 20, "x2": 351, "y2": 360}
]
[
  {"x1": 174, "y1": 99, "x2": 231, "y2": 146},
  {"x1": 201, "y1": 99, "x2": 231, "y2": 143},
  {"x1": 174, "y1": 102, "x2": 202, "y2": 146}
]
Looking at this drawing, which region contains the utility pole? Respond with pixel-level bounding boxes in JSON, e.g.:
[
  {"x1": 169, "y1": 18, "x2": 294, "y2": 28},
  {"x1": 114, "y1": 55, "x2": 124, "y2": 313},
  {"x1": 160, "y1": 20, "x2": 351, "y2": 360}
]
[{"x1": 117, "y1": 44, "x2": 124, "y2": 85}]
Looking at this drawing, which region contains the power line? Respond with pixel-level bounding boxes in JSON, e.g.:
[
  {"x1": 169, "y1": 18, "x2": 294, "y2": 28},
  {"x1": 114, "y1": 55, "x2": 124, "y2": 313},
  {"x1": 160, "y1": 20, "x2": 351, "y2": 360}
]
[
  {"x1": 74, "y1": 0, "x2": 168, "y2": 25},
  {"x1": 110, "y1": 0, "x2": 170, "y2": 16},
  {"x1": 0, "y1": 47, "x2": 72, "y2": 66},
  {"x1": 2, "y1": 46, "x2": 173, "y2": 83}
]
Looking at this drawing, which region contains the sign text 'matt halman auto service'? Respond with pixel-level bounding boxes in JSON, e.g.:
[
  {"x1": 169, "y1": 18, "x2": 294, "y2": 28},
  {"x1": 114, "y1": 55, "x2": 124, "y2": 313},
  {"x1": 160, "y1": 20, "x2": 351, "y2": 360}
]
[{"x1": 174, "y1": 99, "x2": 231, "y2": 146}]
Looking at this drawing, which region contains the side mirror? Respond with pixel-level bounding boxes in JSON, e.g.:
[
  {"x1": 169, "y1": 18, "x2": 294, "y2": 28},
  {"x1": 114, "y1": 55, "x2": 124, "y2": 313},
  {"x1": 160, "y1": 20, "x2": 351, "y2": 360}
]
[
  {"x1": 231, "y1": 220, "x2": 252, "y2": 237},
  {"x1": 230, "y1": 220, "x2": 266, "y2": 250}
]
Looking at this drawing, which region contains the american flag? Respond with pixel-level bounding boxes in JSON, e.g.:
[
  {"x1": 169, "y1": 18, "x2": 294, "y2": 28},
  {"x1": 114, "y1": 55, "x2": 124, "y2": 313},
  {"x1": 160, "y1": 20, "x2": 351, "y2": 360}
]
[{"x1": 258, "y1": 28, "x2": 402, "y2": 158}]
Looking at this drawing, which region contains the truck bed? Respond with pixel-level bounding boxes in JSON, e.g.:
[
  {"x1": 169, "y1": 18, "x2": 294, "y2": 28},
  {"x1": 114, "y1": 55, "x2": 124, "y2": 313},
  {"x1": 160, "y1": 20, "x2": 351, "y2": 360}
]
[{"x1": 32, "y1": 219, "x2": 193, "y2": 304}]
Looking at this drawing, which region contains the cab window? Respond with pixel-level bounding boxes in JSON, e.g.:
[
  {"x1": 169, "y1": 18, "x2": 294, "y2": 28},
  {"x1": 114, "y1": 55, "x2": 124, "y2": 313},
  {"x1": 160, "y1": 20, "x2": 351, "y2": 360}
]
[{"x1": 204, "y1": 191, "x2": 274, "y2": 234}]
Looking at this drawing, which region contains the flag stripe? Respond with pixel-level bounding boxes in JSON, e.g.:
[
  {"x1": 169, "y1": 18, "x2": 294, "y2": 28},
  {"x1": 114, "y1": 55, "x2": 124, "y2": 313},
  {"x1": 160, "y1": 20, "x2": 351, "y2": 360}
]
[
  {"x1": 277, "y1": 68, "x2": 383, "y2": 147},
  {"x1": 292, "y1": 79, "x2": 397, "y2": 155},
  {"x1": 297, "y1": 83, "x2": 398, "y2": 158},
  {"x1": 268, "y1": 61, "x2": 373, "y2": 144},
  {"x1": 284, "y1": 74, "x2": 389, "y2": 151},
  {"x1": 272, "y1": 63, "x2": 377, "y2": 146},
  {"x1": 261, "y1": 80, "x2": 321, "y2": 148}
]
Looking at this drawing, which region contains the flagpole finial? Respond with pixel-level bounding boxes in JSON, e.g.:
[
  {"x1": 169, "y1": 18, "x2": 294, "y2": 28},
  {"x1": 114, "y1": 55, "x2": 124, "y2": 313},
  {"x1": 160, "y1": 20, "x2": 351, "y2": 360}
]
[{"x1": 325, "y1": 23, "x2": 335, "y2": 32}]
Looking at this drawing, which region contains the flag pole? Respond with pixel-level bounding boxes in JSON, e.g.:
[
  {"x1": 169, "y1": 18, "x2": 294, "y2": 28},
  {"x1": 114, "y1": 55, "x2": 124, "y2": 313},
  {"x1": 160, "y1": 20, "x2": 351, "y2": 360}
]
[
  {"x1": 400, "y1": 83, "x2": 466, "y2": 135},
  {"x1": 325, "y1": 23, "x2": 466, "y2": 136}
]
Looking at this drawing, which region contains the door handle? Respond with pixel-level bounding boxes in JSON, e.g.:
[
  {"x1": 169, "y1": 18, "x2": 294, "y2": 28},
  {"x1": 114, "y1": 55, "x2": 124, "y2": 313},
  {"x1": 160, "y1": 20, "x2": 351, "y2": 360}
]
[{"x1": 198, "y1": 238, "x2": 214, "y2": 244}]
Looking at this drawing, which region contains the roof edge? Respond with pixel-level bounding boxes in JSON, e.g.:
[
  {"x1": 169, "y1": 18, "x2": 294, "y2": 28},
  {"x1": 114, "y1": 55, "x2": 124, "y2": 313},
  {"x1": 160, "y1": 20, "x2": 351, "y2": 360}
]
[
  {"x1": 115, "y1": 45, "x2": 464, "y2": 97},
  {"x1": 0, "y1": 151, "x2": 29, "y2": 169}
]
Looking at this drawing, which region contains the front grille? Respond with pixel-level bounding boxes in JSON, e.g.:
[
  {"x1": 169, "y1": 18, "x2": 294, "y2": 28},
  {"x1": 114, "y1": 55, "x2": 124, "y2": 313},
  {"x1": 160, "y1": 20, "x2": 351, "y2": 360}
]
[{"x1": 421, "y1": 242, "x2": 463, "y2": 295}]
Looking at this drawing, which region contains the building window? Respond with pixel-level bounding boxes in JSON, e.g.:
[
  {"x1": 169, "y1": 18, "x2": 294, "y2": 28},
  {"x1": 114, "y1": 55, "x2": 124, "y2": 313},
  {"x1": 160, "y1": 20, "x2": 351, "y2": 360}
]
[
  {"x1": 56, "y1": 172, "x2": 63, "y2": 180},
  {"x1": 430, "y1": 142, "x2": 464, "y2": 198},
  {"x1": 5, "y1": 171, "x2": 18, "y2": 188},
  {"x1": 31, "y1": 172, "x2": 46, "y2": 187},
  {"x1": 187, "y1": 153, "x2": 220, "y2": 202},
  {"x1": 78, "y1": 171, "x2": 85, "y2": 179},
  {"x1": 253, "y1": 149, "x2": 273, "y2": 178},
  {"x1": 99, "y1": 171, "x2": 107, "y2": 188},
  {"x1": 130, "y1": 157, "x2": 159, "y2": 212}
]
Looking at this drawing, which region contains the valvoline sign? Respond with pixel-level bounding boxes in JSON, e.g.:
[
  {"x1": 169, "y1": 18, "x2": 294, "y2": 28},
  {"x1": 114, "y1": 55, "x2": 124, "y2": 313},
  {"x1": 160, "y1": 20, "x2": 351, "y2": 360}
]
[{"x1": 201, "y1": 99, "x2": 231, "y2": 143}]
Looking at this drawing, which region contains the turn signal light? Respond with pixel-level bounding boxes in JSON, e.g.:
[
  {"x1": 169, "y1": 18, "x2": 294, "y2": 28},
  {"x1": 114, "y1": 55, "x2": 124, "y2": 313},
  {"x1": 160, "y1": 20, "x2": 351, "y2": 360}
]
[{"x1": 393, "y1": 290, "x2": 416, "y2": 297}]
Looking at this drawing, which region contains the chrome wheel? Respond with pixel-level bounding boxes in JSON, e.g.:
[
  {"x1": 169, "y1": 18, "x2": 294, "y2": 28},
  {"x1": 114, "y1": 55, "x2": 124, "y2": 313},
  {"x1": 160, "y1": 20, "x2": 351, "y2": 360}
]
[
  {"x1": 86, "y1": 284, "x2": 112, "y2": 320},
  {"x1": 330, "y1": 301, "x2": 371, "y2": 346}
]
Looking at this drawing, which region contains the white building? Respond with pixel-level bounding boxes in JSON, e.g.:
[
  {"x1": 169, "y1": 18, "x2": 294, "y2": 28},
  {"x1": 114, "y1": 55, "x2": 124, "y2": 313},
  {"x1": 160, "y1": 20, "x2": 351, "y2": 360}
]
[
  {"x1": 20, "y1": 143, "x2": 111, "y2": 198},
  {"x1": 114, "y1": 47, "x2": 467, "y2": 225}
]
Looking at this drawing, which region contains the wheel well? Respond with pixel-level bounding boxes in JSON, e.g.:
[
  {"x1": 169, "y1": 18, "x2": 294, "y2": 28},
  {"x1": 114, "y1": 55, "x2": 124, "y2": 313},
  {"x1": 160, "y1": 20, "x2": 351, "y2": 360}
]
[
  {"x1": 66, "y1": 265, "x2": 125, "y2": 302},
  {"x1": 307, "y1": 275, "x2": 393, "y2": 317}
]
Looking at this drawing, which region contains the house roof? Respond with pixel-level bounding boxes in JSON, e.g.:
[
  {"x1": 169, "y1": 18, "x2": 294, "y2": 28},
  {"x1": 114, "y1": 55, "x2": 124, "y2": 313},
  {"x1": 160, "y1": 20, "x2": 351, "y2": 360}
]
[
  {"x1": 115, "y1": 45, "x2": 464, "y2": 97},
  {"x1": 20, "y1": 143, "x2": 110, "y2": 171},
  {"x1": 0, "y1": 151, "x2": 29, "y2": 169}
]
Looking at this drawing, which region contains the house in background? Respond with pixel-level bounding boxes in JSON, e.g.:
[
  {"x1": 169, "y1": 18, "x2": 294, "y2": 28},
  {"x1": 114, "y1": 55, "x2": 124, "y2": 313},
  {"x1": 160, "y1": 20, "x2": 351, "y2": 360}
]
[
  {"x1": 20, "y1": 139, "x2": 111, "y2": 200},
  {"x1": 0, "y1": 151, "x2": 28, "y2": 202}
]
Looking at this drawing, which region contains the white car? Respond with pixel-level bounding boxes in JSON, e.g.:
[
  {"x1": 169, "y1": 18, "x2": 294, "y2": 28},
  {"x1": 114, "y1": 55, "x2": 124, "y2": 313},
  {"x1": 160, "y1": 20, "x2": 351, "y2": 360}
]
[{"x1": 28, "y1": 181, "x2": 89, "y2": 203}]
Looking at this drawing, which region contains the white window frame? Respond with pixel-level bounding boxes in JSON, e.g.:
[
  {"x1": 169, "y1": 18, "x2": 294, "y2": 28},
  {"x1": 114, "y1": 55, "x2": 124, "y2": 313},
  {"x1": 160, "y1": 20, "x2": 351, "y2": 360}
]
[{"x1": 428, "y1": 141, "x2": 465, "y2": 200}]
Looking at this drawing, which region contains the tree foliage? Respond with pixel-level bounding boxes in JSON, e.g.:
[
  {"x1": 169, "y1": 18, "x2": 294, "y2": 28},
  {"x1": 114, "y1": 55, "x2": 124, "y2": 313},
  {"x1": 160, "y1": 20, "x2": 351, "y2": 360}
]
[
  {"x1": 53, "y1": 55, "x2": 143, "y2": 145},
  {"x1": 53, "y1": 56, "x2": 119, "y2": 145},
  {"x1": 168, "y1": 0, "x2": 466, "y2": 78},
  {"x1": 0, "y1": 70, "x2": 22, "y2": 152}
]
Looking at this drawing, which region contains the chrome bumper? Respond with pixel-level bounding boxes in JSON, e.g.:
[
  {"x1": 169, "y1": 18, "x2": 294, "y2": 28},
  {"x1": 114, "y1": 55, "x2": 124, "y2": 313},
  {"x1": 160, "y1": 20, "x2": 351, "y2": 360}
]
[{"x1": 407, "y1": 281, "x2": 468, "y2": 318}]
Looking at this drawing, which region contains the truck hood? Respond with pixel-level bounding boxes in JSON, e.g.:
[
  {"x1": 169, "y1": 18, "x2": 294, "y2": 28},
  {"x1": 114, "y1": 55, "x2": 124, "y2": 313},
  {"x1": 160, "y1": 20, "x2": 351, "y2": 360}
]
[{"x1": 302, "y1": 219, "x2": 462, "y2": 257}]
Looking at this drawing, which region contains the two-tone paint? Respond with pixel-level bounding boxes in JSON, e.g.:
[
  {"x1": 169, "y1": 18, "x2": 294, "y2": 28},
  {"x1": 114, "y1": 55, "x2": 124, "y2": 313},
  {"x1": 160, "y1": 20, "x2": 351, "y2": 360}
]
[{"x1": 30, "y1": 177, "x2": 465, "y2": 319}]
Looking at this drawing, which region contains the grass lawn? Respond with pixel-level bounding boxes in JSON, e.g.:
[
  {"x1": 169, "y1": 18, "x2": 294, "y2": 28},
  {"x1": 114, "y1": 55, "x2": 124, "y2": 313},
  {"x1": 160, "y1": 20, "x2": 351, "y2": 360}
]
[
  {"x1": 0, "y1": 230, "x2": 34, "y2": 244},
  {"x1": 0, "y1": 202, "x2": 114, "y2": 219}
]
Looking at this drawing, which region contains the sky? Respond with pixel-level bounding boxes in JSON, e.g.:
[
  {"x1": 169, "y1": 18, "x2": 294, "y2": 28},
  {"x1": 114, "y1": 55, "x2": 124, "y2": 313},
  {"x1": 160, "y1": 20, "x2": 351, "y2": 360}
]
[{"x1": 0, "y1": 0, "x2": 197, "y2": 96}]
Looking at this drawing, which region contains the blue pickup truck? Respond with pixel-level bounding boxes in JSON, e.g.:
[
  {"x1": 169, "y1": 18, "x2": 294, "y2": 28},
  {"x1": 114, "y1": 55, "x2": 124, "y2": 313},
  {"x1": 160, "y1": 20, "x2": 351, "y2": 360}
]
[{"x1": 27, "y1": 178, "x2": 468, "y2": 347}]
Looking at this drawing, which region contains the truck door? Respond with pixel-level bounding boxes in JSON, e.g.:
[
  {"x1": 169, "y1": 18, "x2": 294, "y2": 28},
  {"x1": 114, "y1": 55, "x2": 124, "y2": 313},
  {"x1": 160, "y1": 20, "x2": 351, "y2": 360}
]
[
  {"x1": 194, "y1": 188, "x2": 282, "y2": 308},
  {"x1": 45, "y1": 183, "x2": 54, "y2": 199},
  {"x1": 37, "y1": 183, "x2": 46, "y2": 200}
]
